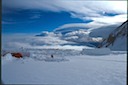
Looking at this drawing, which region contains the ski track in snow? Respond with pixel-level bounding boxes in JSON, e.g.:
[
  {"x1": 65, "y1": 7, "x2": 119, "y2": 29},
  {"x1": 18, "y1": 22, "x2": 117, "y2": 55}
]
[{"x1": 2, "y1": 49, "x2": 126, "y2": 85}]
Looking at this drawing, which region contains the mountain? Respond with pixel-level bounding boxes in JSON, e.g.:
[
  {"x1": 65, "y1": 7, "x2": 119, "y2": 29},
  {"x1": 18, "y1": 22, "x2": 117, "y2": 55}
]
[{"x1": 98, "y1": 20, "x2": 127, "y2": 51}]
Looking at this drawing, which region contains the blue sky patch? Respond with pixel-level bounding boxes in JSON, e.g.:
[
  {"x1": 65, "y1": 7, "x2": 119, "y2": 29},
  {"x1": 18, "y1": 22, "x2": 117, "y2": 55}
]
[{"x1": 2, "y1": 11, "x2": 89, "y2": 33}]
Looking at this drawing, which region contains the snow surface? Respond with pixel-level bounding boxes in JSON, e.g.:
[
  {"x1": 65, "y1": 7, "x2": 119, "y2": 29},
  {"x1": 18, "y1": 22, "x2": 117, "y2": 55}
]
[
  {"x1": 2, "y1": 53, "x2": 16, "y2": 65},
  {"x1": 107, "y1": 35, "x2": 127, "y2": 51},
  {"x1": 2, "y1": 49, "x2": 126, "y2": 85},
  {"x1": 81, "y1": 48, "x2": 111, "y2": 55}
]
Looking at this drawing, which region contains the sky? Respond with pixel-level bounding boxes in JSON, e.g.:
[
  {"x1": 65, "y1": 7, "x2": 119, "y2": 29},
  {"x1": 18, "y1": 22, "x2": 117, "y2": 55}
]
[{"x1": 2, "y1": 0, "x2": 127, "y2": 34}]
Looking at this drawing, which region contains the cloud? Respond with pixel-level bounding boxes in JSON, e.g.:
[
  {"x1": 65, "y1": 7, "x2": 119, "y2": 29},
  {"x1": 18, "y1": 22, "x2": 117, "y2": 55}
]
[
  {"x1": 36, "y1": 31, "x2": 62, "y2": 37},
  {"x1": 90, "y1": 14, "x2": 127, "y2": 24},
  {"x1": 63, "y1": 30, "x2": 91, "y2": 42},
  {"x1": 2, "y1": 0, "x2": 63, "y2": 12},
  {"x1": 2, "y1": 0, "x2": 127, "y2": 28},
  {"x1": 3, "y1": 0, "x2": 127, "y2": 14},
  {"x1": 54, "y1": 23, "x2": 90, "y2": 31},
  {"x1": 3, "y1": 0, "x2": 127, "y2": 15},
  {"x1": 54, "y1": 21, "x2": 116, "y2": 33},
  {"x1": 54, "y1": 14, "x2": 126, "y2": 35},
  {"x1": 2, "y1": 33, "x2": 69, "y2": 49}
]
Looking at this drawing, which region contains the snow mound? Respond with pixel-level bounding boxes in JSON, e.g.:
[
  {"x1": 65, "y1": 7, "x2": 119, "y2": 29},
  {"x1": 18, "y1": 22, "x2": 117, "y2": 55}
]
[
  {"x1": 2, "y1": 53, "x2": 17, "y2": 65},
  {"x1": 81, "y1": 48, "x2": 111, "y2": 55},
  {"x1": 44, "y1": 57, "x2": 69, "y2": 62},
  {"x1": 2, "y1": 53, "x2": 14, "y2": 61}
]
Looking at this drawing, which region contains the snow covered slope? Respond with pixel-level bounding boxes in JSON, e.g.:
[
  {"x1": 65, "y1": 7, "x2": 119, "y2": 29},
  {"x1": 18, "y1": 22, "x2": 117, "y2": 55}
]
[{"x1": 99, "y1": 20, "x2": 127, "y2": 51}]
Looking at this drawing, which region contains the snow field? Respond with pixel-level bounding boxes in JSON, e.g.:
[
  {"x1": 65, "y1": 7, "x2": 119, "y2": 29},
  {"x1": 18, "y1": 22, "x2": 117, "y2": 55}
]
[
  {"x1": 2, "y1": 48, "x2": 126, "y2": 85},
  {"x1": 81, "y1": 48, "x2": 111, "y2": 55}
]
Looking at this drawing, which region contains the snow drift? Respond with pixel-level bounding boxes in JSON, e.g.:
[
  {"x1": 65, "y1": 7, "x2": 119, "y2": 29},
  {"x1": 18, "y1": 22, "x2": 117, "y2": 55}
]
[{"x1": 81, "y1": 48, "x2": 111, "y2": 55}]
